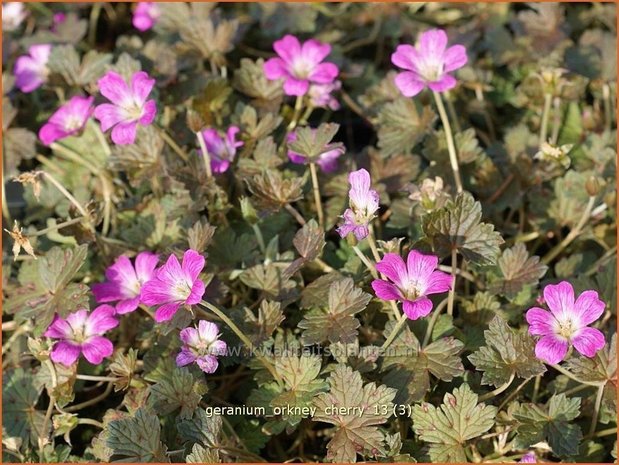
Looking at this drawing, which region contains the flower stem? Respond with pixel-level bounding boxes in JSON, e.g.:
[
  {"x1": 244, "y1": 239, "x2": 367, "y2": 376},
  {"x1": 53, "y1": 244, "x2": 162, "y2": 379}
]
[
  {"x1": 352, "y1": 245, "x2": 378, "y2": 279},
  {"x1": 199, "y1": 300, "x2": 283, "y2": 387},
  {"x1": 42, "y1": 172, "x2": 90, "y2": 219},
  {"x1": 432, "y1": 91, "x2": 462, "y2": 194},
  {"x1": 589, "y1": 383, "x2": 605, "y2": 436},
  {"x1": 157, "y1": 125, "x2": 189, "y2": 162},
  {"x1": 367, "y1": 226, "x2": 401, "y2": 320},
  {"x1": 422, "y1": 297, "x2": 449, "y2": 347},
  {"x1": 550, "y1": 363, "x2": 605, "y2": 387},
  {"x1": 286, "y1": 95, "x2": 304, "y2": 132},
  {"x1": 380, "y1": 314, "x2": 408, "y2": 352},
  {"x1": 31, "y1": 217, "x2": 85, "y2": 237},
  {"x1": 308, "y1": 162, "x2": 324, "y2": 228},
  {"x1": 446, "y1": 248, "x2": 458, "y2": 316},
  {"x1": 252, "y1": 224, "x2": 266, "y2": 255},
  {"x1": 542, "y1": 196, "x2": 596, "y2": 265},
  {"x1": 89, "y1": 119, "x2": 112, "y2": 157},
  {"x1": 603, "y1": 83, "x2": 612, "y2": 133},
  {"x1": 285, "y1": 203, "x2": 306, "y2": 225},
  {"x1": 75, "y1": 374, "x2": 119, "y2": 382},
  {"x1": 77, "y1": 418, "x2": 104, "y2": 429},
  {"x1": 196, "y1": 130, "x2": 213, "y2": 179},
  {"x1": 550, "y1": 96, "x2": 562, "y2": 144},
  {"x1": 539, "y1": 92, "x2": 552, "y2": 149},
  {"x1": 65, "y1": 382, "x2": 114, "y2": 412},
  {"x1": 478, "y1": 373, "x2": 515, "y2": 402}
]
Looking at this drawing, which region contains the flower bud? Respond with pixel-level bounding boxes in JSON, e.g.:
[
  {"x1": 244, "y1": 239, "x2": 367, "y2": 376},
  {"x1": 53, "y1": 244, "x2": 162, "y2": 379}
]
[{"x1": 585, "y1": 176, "x2": 602, "y2": 197}]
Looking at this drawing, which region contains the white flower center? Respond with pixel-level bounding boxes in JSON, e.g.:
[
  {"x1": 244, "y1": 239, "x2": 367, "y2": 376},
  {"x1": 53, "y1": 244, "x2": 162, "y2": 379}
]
[
  {"x1": 173, "y1": 280, "x2": 192, "y2": 301},
  {"x1": 554, "y1": 315, "x2": 578, "y2": 340},
  {"x1": 124, "y1": 103, "x2": 144, "y2": 121},
  {"x1": 64, "y1": 115, "x2": 83, "y2": 132},
  {"x1": 291, "y1": 58, "x2": 312, "y2": 79}
]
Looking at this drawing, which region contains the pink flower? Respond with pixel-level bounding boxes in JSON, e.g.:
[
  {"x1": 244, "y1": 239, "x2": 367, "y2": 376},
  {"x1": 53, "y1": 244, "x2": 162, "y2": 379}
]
[
  {"x1": 38, "y1": 96, "x2": 94, "y2": 146},
  {"x1": 51, "y1": 12, "x2": 66, "y2": 32},
  {"x1": 93, "y1": 71, "x2": 157, "y2": 145},
  {"x1": 91, "y1": 252, "x2": 159, "y2": 315},
  {"x1": 176, "y1": 320, "x2": 227, "y2": 373},
  {"x1": 519, "y1": 452, "x2": 537, "y2": 463},
  {"x1": 3, "y1": 3, "x2": 28, "y2": 31},
  {"x1": 336, "y1": 168, "x2": 380, "y2": 241},
  {"x1": 264, "y1": 35, "x2": 339, "y2": 96},
  {"x1": 132, "y1": 2, "x2": 160, "y2": 32},
  {"x1": 287, "y1": 130, "x2": 344, "y2": 173},
  {"x1": 308, "y1": 80, "x2": 341, "y2": 110},
  {"x1": 371, "y1": 250, "x2": 453, "y2": 320},
  {"x1": 526, "y1": 281, "x2": 606, "y2": 365},
  {"x1": 44, "y1": 305, "x2": 119, "y2": 366},
  {"x1": 391, "y1": 29, "x2": 467, "y2": 97},
  {"x1": 199, "y1": 127, "x2": 244, "y2": 174},
  {"x1": 14, "y1": 44, "x2": 51, "y2": 93},
  {"x1": 141, "y1": 249, "x2": 206, "y2": 322}
]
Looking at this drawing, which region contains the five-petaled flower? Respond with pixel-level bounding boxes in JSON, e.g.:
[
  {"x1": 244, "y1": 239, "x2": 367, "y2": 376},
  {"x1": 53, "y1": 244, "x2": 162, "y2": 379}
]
[
  {"x1": 199, "y1": 127, "x2": 244, "y2": 174},
  {"x1": 141, "y1": 249, "x2": 206, "y2": 322},
  {"x1": 132, "y1": 2, "x2": 160, "y2": 32},
  {"x1": 93, "y1": 70, "x2": 157, "y2": 145},
  {"x1": 391, "y1": 28, "x2": 467, "y2": 97},
  {"x1": 526, "y1": 281, "x2": 606, "y2": 365},
  {"x1": 287, "y1": 130, "x2": 344, "y2": 173},
  {"x1": 336, "y1": 168, "x2": 379, "y2": 241},
  {"x1": 308, "y1": 80, "x2": 341, "y2": 110},
  {"x1": 264, "y1": 34, "x2": 339, "y2": 96},
  {"x1": 44, "y1": 305, "x2": 119, "y2": 366},
  {"x1": 38, "y1": 96, "x2": 94, "y2": 146},
  {"x1": 176, "y1": 320, "x2": 227, "y2": 373},
  {"x1": 14, "y1": 44, "x2": 52, "y2": 93},
  {"x1": 371, "y1": 250, "x2": 453, "y2": 320},
  {"x1": 92, "y1": 252, "x2": 159, "y2": 315}
]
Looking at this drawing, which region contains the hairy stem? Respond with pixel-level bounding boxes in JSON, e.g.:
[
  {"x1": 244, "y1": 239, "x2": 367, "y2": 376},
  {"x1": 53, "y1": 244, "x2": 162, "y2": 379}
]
[
  {"x1": 422, "y1": 297, "x2": 449, "y2": 347},
  {"x1": 196, "y1": 130, "x2": 213, "y2": 179},
  {"x1": 309, "y1": 162, "x2": 325, "y2": 227},
  {"x1": 478, "y1": 373, "x2": 515, "y2": 402},
  {"x1": 353, "y1": 245, "x2": 378, "y2": 278},
  {"x1": 42, "y1": 172, "x2": 89, "y2": 219},
  {"x1": 380, "y1": 314, "x2": 408, "y2": 352},
  {"x1": 589, "y1": 384, "x2": 605, "y2": 436},
  {"x1": 65, "y1": 382, "x2": 114, "y2": 413},
  {"x1": 285, "y1": 203, "x2": 306, "y2": 225},
  {"x1": 539, "y1": 93, "x2": 552, "y2": 149},
  {"x1": 158, "y1": 125, "x2": 189, "y2": 162},
  {"x1": 446, "y1": 248, "x2": 458, "y2": 316},
  {"x1": 550, "y1": 363, "x2": 605, "y2": 387},
  {"x1": 31, "y1": 217, "x2": 85, "y2": 237},
  {"x1": 433, "y1": 91, "x2": 463, "y2": 193}
]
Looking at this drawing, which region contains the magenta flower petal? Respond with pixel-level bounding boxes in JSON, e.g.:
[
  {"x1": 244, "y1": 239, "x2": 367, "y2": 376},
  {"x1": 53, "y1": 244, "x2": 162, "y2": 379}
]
[
  {"x1": 394, "y1": 72, "x2": 425, "y2": 97},
  {"x1": 198, "y1": 320, "x2": 219, "y2": 341},
  {"x1": 573, "y1": 290, "x2": 606, "y2": 326},
  {"x1": 196, "y1": 355, "x2": 219, "y2": 373},
  {"x1": 177, "y1": 320, "x2": 225, "y2": 373},
  {"x1": 371, "y1": 280, "x2": 402, "y2": 301},
  {"x1": 92, "y1": 282, "x2": 124, "y2": 302},
  {"x1": 211, "y1": 340, "x2": 227, "y2": 356},
  {"x1": 81, "y1": 336, "x2": 114, "y2": 364},
  {"x1": 520, "y1": 452, "x2": 537, "y2": 463},
  {"x1": 14, "y1": 44, "x2": 51, "y2": 93},
  {"x1": 391, "y1": 44, "x2": 418, "y2": 71},
  {"x1": 85, "y1": 304, "x2": 119, "y2": 335},
  {"x1": 111, "y1": 120, "x2": 138, "y2": 145},
  {"x1": 44, "y1": 315, "x2": 72, "y2": 339},
  {"x1": 135, "y1": 252, "x2": 159, "y2": 282},
  {"x1": 131, "y1": 71, "x2": 156, "y2": 105},
  {"x1": 534, "y1": 335, "x2": 569, "y2": 365},
  {"x1": 133, "y1": 2, "x2": 160, "y2": 31},
  {"x1": 176, "y1": 348, "x2": 196, "y2": 367},
  {"x1": 186, "y1": 280, "x2": 206, "y2": 305},
  {"x1": 308, "y1": 62, "x2": 339, "y2": 84},
  {"x1": 98, "y1": 71, "x2": 131, "y2": 106},
  {"x1": 263, "y1": 57, "x2": 288, "y2": 80},
  {"x1": 543, "y1": 281, "x2": 575, "y2": 318},
  {"x1": 418, "y1": 29, "x2": 448, "y2": 55},
  {"x1": 425, "y1": 270, "x2": 453, "y2": 294},
  {"x1": 180, "y1": 327, "x2": 200, "y2": 346},
  {"x1": 182, "y1": 250, "x2": 206, "y2": 282},
  {"x1": 406, "y1": 250, "x2": 438, "y2": 282},
  {"x1": 154, "y1": 301, "x2": 182, "y2": 322},
  {"x1": 571, "y1": 327, "x2": 606, "y2": 358},
  {"x1": 115, "y1": 297, "x2": 141, "y2": 315},
  {"x1": 39, "y1": 124, "x2": 67, "y2": 146},
  {"x1": 443, "y1": 45, "x2": 468, "y2": 72},
  {"x1": 525, "y1": 308, "x2": 555, "y2": 336},
  {"x1": 403, "y1": 297, "x2": 433, "y2": 320},
  {"x1": 375, "y1": 253, "x2": 408, "y2": 287},
  {"x1": 427, "y1": 74, "x2": 457, "y2": 92},
  {"x1": 66, "y1": 310, "x2": 89, "y2": 330},
  {"x1": 273, "y1": 34, "x2": 302, "y2": 64},
  {"x1": 301, "y1": 39, "x2": 331, "y2": 64},
  {"x1": 283, "y1": 77, "x2": 309, "y2": 96},
  {"x1": 50, "y1": 341, "x2": 81, "y2": 366},
  {"x1": 93, "y1": 103, "x2": 127, "y2": 132},
  {"x1": 139, "y1": 100, "x2": 157, "y2": 125}
]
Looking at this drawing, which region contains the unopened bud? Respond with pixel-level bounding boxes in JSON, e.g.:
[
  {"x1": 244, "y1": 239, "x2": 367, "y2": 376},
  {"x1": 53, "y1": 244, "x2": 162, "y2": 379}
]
[
  {"x1": 585, "y1": 176, "x2": 602, "y2": 197},
  {"x1": 186, "y1": 109, "x2": 205, "y2": 133},
  {"x1": 240, "y1": 197, "x2": 259, "y2": 225}
]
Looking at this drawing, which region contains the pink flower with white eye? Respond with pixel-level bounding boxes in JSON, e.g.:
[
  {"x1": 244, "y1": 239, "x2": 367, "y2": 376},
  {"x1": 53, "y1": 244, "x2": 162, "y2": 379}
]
[
  {"x1": 14, "y1": 44, "x2": 52, "y2": 93},
  {"x1": 93, "y1": 71, "x2": 157, "y2": 145},
  {"x1": 132, "y1": 2, "x2": 160, "y2": 32},
  {"x1": 91, "y1": 252, "x2": 159, "y2": 315},
  {"x1": 519, "y1": 452, "x2": 537, "y2": 463},
  {"x1": 391, "y1": 29, "x2": 468, "y2": 97},
  {"x1": 198, "y1": 127, "x2": 244, "y2": 174},
  {"x1": 44, "y1": 305, "x2": 119, "y2": 366},
  {"x1": 2, "y1": 3, "x2": 28, "y2": 31},
  {"x1": 308, "y1": 80, "x2": 341, "y2": 110},
  {"x1": 141, "y1": 249, "x2": 206, "y2": 323},
  {"x1": 287, "y1": 130, "x2": 344, "y2": 173},
  {"x1": 176, "y1": 320, "x2": 227, "y2": 374},
  {"x1": 526, "y1": 281, "x2": 606, "y2": 365},
  {"x1": 336, "y1": 168, "x2": 379, "y2": 241},
  {"x1": 371, "y1": 250, "x2": 453, "y2": 320},
  {"x1": 264, "y1": 35, "x2": 339, "y2": 96},
  {"x1": 38, "y1": 96, "x2": 94, "y2": 146}
]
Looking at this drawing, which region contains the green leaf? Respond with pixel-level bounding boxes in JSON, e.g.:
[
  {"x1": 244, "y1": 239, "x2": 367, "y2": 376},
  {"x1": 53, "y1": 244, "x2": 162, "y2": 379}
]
[
  {"x1": 186, "y1": 444, "x2": 220, "y2": 463},
  {"x1": 242, "y1": 300, "x2": 285, "y2": 346},
  {"x1": 468, "y1": 316, "x2": 546, "y2": 387},
  {"x1": 566, "y1": 333, "x2": 616, "y2": 384},
  {"x1": 377, "y1": 98, "x2": 436, "y2": 157},
  {"x1": 298, "y1": 277, "x2": 371, "y2": 345},
  {"x1": 313, "y1": 364, "x2": 397, "y2": 462},
  {"x1": 381, "y1": 321, "x2": 464, "y2": 403},
  {"x1": 412, "y1": 384, "x2": 497, "y2": 462},
  {"x1": 233, "y1": 58, "x2": 283, "y2": 109},
  {"x1": 422, "y1": 192, "x2": 504, "y2": 265},
  {"x1": 284, "y1": 219, "x2": 326, "y2": 278},
  {"x1": 106, "y1": 408, "x2": 168, "y2": 462},
  {"x1": 148, "y1": 367, "x2": 207, "y2": 420},
  {"x1": 3, "y1": 368, "x2": 45, "y2": 449},
  {"x1": 513, "y1": 394, "x2": 582, "y2": 457},
  {"x1": 177, "y1": 409, "x2": 223, "y2": 451},
  {"x1": 288, "y1": 123, "x2": 343, "y2": 161},
  {"x1": 489, "y1": 243, "x2": 548, "y2": 298}
]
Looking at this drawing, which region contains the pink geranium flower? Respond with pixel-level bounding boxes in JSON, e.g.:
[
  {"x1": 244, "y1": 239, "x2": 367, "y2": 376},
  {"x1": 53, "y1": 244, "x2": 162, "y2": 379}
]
[
  {"x1": 264, "y1": 35, "x2": 339, "y2": 96},
  {"x1": 526, "y1": 281, "x2": 606, "y2": 365},
  {"x1": 176, "y1": 320, "x2": 227, "y2": 373},
  {"x1": 14, "y1": 44, "x2": 52, "y2": 93},
  {"x1": 132, "y1": 2, "x2": 160, "y2": 32},
  {"x1": 199, "y1": 127, "x2": 244, "y2": 174},
  {"x1": 371, "y1": 250, "x2": 453, "y2": 320},
  {"x1": 336, "y1": 168, "x2": 380, "y2": 241},
  {"x1": 141, "y1": 249, "x2": 206, "y2": 322},
  {"x1": 38, "y1": 96, "x2": 94, "y2": 146},
  {"x1": 44, "y1": 305, "x2": 119, "y2": 366},
  {"x1": 91, "y1": 252, "x2": 159, "y2": 315},
  {"x1": 391, "y1": 29, "x2": 467, "y2": 97},
  {"x1": 93, "y1": 70, "x2": 157, "y2": 145},
  {"x1": 3, "y1": 2, "x2": 28, "y2": 31},
  {"x1": 287, "y1": 130, "x2": 344, "y2": 173},
  {"x1": 308, "y1": 81, "x2": 341, "y2": 110},
  {"x1": 519, "y1": 452, "x2": 537, "y2": 463}
]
